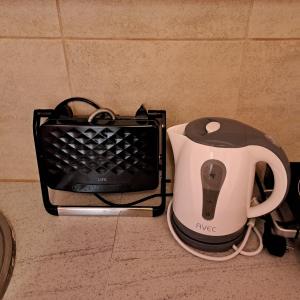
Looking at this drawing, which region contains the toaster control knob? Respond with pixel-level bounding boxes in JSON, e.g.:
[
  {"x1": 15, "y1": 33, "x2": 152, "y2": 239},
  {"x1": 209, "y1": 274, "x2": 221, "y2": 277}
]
[{"x1": 206, "y1": 121, "x2": 220, "y2": 133}]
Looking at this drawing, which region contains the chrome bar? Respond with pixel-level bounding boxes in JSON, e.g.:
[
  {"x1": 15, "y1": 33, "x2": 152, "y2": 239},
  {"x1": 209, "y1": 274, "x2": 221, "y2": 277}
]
[{"x1": 58, "y1": 206, "x2": 153, "y2": 217}]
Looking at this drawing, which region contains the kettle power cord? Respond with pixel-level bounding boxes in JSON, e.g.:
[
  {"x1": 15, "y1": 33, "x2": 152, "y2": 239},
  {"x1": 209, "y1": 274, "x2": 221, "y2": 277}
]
[
  {"x1": 94, "y1": 179, "x2": 173, "y2": 207},
  {"x1": 94, "y1": 192, "x2": 173, "y2": 207},
  {"x1": 167, "y1": 199, "x2": 263, "y2": 261}
]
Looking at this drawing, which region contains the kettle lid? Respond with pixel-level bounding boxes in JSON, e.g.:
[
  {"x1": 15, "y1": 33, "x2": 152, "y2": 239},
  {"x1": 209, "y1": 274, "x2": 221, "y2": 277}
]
[{"x1": 184, "y1": 117, "x2": 267, "y2": 148}]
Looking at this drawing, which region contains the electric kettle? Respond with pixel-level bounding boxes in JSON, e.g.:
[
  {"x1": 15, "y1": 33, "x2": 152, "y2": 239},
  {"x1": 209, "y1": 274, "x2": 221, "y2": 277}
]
[{"x1": 167, "y1": 117, "x2": 290, "y2": 257}]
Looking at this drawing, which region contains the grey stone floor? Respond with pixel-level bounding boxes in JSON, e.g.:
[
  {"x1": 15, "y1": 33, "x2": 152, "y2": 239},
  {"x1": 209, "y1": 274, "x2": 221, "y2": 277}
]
[{"x1": 1, "y1": 183, "x2": 300, "y2": 300}]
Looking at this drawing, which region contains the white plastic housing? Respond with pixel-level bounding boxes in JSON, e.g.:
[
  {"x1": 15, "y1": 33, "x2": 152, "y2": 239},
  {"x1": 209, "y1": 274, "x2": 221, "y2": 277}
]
[{"x1": 168, "y1": 124, "x2": 289, "y2": 237}]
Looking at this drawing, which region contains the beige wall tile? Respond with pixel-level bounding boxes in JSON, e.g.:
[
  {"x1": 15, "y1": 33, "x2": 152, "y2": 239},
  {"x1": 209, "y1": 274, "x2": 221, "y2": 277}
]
[
  {"x1": 66, "y1": 40, "x2": 243, "y2": 127},
  {"x1": 66, "y1": 40, "x2": 243, "y2": 182},
  {"x1": 60, "y1": 0, "x2": 251, "y2": 39},
  {"x1": 0, "y1": 0, "x2": 60, "y2": 37},
  {"x1": 249, "y1": 0, "x2": 300, "y2": 38},
  {"x1": 0, "y1": 39, "x2": 70, "y2": 180},
  {"x1": 236, "y1": 41, "x2": 300, "y2": 160}
]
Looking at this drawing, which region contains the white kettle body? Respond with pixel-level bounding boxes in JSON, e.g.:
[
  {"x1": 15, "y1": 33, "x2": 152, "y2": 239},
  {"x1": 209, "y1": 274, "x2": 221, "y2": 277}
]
[{"x1": 168, "y1": 118, "x2": 290, "y2": 252}]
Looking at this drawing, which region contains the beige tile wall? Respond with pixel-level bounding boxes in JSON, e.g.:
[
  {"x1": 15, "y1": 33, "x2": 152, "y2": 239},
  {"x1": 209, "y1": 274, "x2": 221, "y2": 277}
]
[{"x1": 0, "y1": 0, "x2": 299, "y2": 181}]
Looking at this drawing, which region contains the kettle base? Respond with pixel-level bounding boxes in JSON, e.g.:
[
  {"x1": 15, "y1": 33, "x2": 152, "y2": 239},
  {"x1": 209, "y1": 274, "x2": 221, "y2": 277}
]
[{"x1": 171, "y1": 208, "x2": 247, "y2": 252}]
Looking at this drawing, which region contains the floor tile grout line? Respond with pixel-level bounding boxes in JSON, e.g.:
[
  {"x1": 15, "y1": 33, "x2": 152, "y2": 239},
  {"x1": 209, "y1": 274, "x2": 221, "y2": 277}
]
[
  {"x1": 55, "y1": 0, "x2": 73, "y2": 95},
  {"x1": 103, "y1": 216, "x2": 119, "y2": 298},
  {"x1": 110, "y1": 216, "x2": 119, "y2": 260},
  {"x1": 0, "y1": 36, "x2": 299, "y2": 41}
]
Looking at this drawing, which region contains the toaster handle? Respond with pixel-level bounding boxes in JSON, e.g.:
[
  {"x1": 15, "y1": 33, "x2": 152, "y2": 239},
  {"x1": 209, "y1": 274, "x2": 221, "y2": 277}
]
[
  {"x1": 88, "y1": 108, "x2": 116, "y2": 122},
  {"x1": 247, "y1": 145, "x2": 290, "y2": 218}
]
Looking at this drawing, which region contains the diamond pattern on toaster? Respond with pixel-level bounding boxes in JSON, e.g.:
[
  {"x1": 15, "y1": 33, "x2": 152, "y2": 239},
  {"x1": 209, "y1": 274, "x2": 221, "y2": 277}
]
[{"x1": 41, "y1": 126, "x2": 157, "y2": 177}]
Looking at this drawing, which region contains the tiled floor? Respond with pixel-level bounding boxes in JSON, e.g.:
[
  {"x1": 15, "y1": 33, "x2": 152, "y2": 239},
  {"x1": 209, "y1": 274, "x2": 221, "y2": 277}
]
[{"x1": 1, "y1": 183, "x2": 300, "y2": 299}]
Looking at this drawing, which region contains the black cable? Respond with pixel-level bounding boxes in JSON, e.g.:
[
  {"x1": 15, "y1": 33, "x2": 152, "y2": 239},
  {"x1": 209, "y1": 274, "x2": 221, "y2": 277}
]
[
  {"x1": 53, "y1": 97, "x2": 100, "y2": 118},
  {"x1": 255, "y1": 173, "x2": 287, "y2": 257},
  {"x1": 94, "y1": 192, "x2": 173, "y2": 207},
  {"x1": 55, "y1": 97, "x2": 100, "y2": 110}
]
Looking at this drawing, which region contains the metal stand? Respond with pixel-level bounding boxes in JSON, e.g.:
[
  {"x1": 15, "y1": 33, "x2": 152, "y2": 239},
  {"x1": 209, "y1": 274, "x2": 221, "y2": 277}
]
[{"x1": 33, "y1": 109, "x2": 167, "y2": 217}]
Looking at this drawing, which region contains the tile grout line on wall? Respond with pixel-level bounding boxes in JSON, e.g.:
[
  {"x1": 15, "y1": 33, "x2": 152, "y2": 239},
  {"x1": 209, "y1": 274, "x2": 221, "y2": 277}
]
[
  {"x1": 0, "y1": 36, "x2": 299, "y2": 42},
  {"x1": 0, "y1": 36, "x2": 61, "y2": 40},
  {"x1": 245, "y1": 0, "x2": 255, "y2": 41},
  {"x1": 235, "y1": 0, "x2": 255, "y2": 116},
  {"x1": 0, "y1": 179, "x2": 39, "y2": 183},
  {"x1": 56, "y1": 0, "x2": 73, "y2": 95},
  {"x1": 250, "y1": 38, "x2": 300, "y2": 41},
  {"x1": 62, "y1": 37, "x2": 300, "y2": 41},
  {"x1": 63, "y1": 37, "x2": 244, "y2": 41}
]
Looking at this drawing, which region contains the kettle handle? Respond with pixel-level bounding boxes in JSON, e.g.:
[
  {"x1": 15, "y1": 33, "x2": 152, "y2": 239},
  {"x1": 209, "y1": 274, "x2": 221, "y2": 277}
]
[{"x1": 247, "y1": 145, "x2": 290, "y2": 218}]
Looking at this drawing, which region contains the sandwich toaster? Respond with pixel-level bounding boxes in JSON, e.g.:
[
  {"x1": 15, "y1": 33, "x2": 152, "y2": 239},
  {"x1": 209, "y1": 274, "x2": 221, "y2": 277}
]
[{"x1": 33, "y1": 97, "x2": 167, "y2": 217}]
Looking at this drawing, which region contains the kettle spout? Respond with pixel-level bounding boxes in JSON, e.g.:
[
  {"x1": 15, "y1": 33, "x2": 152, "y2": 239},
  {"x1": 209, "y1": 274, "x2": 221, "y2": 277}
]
[{"x1": 167, "y1": 123, "x2": 188, "y2": 163}]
